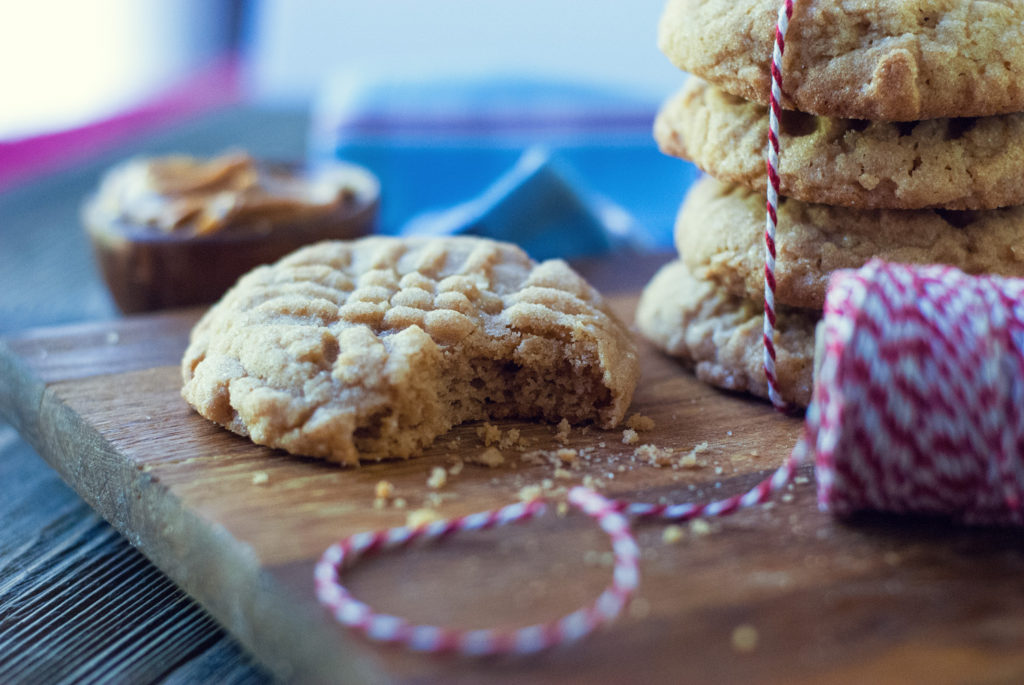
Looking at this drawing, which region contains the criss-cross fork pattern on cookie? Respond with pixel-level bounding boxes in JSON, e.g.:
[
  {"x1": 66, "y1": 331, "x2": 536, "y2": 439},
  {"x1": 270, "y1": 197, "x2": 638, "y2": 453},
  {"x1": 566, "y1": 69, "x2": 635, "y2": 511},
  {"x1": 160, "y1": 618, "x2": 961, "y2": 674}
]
[{"x1": 181, "y1": 237, "x2": 638, "y2": 464}]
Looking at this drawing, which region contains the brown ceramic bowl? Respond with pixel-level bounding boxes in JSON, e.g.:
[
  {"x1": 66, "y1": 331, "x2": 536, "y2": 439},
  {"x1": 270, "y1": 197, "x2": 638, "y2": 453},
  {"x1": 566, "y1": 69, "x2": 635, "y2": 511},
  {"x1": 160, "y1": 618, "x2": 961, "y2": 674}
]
[{"x1": 83, "y1": 160, "x2": 379, "y2": 313}]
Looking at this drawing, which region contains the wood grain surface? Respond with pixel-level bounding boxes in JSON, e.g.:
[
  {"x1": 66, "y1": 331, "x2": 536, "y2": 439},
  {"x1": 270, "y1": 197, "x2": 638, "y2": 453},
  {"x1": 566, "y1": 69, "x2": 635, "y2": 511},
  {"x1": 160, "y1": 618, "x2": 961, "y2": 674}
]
[{"x1": 3, "y1": 279, "x2": 1024, "y2": 684}]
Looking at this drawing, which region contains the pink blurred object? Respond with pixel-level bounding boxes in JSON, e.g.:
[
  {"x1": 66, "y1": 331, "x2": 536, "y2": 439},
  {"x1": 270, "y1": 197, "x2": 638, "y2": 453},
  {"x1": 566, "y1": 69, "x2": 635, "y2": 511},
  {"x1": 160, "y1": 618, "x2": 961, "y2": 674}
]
[{"x1": 0, "y1": 58, "x2": 240, "y2": 193}]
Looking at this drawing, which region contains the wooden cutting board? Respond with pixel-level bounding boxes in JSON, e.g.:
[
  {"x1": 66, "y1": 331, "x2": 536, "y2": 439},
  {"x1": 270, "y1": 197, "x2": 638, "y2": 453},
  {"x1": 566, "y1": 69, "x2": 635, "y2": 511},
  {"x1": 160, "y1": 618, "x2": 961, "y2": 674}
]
[{"x1": 3, "y1": 258, "x2": 1024, "y2": 684}]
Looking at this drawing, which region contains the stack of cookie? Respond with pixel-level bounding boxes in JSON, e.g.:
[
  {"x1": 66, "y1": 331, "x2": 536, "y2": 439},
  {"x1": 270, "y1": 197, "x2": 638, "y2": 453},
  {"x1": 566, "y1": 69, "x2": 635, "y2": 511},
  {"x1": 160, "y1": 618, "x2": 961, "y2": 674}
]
[{"x1": 637, "y1": 0, "x2": 1024, "y2": 407}]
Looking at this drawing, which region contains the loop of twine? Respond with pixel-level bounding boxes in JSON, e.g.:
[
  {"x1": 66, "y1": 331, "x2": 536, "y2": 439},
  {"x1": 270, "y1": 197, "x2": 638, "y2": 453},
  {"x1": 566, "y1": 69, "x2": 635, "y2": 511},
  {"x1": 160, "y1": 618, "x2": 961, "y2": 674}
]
[{"x1": 314, "y1": 487, "x2": 639, "y2": 656}]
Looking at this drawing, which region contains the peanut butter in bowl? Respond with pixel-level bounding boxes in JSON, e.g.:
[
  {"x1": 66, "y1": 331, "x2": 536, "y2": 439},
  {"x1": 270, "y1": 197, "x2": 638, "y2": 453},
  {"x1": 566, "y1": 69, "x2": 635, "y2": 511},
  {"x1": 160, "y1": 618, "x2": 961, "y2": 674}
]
[{"x1": 83, "y1": 151, "x2": 380, "y2": 313}]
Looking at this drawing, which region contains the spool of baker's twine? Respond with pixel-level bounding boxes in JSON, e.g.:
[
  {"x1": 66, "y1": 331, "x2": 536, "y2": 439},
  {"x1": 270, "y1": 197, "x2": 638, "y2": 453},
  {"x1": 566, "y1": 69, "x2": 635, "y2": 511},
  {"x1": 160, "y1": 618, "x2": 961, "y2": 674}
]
[
  {"x1": 315, "y1": 0, "x2": 1024, "y2": 655},
  {"x1": 811, "y1": 260, "x2": 1024, "y2": 525}
]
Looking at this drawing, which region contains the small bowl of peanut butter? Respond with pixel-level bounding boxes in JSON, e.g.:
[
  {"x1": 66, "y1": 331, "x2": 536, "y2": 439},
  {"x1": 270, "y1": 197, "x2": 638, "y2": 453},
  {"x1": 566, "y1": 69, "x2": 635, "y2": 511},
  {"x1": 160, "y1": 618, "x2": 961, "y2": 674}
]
[{"x1": 83, "y1": 151, "x2": 380, "y2": 313}]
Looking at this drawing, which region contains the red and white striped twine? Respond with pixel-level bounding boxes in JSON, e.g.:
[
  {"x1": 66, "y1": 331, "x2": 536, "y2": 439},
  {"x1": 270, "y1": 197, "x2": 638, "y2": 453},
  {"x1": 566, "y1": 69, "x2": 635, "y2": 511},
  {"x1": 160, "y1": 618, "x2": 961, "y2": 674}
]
[
  {"x1": 314, "y1": 487, "x2": 639, "y2": 656},
  {"x1": 809, "y1": 261, "x2": 1024, "y2": 525},
  {"x1": 316, "y1": 0, "x2": 1024, "y2": 657},
  {"x1": 763, "y1": 0, "x2": 795, "y2": 413},
  {"x1": 615, "y1": 0, "x2": 798, "y2": 523},
  {"x1": 602, "y1": 0, "x2": 801, "y2": 526}
]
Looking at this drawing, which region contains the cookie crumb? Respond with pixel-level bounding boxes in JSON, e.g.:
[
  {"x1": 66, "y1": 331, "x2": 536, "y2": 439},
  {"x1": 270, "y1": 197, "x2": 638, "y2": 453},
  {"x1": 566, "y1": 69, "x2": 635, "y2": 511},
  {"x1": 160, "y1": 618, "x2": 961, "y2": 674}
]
[
  {"x1": 622, "y1": 428, "x2": 639, "y2": 445},
  {"x1": 635, "y1": 444, "x2": 675, "y2": 466},
  {"x1": 677, "y1": 454, "x2": 699, "y2": 469},
  {"x1": 477, "y1": 423, "x2": 502, "y2": 447},
  {"x1": 375, "y1": 480, "x2": 395, "y2": 499},
  {"x1": 518, "y1": 484, "x2": 543, "y2": 502},
  {"x1": 626, "y1": 414, "x2": 655, "y2": 431},
  {"x1": 690, "y1": 519, "x2": 712, "y2": 537},
  {"x1": 499, "y1": 428, "x2": 522, "y2": 451},
  {"x1": 554, "y1": 418, "x2": 571, "y2": 443},
  {"x1": 677, "y1": 441, "x2": 709, "y2": 469},
  {"x1": 731, "y1": 624, "x2": 759, "y2": 653},
  {"x1": 448, "y1": 460, "x2": 464, "y2": 476},
  {"x1": 556, "y1": 448, "x2": 577, "y2": 464},
  {"x1": 427, "y1": 466, "x2": 447, "y2": 489},
  {"x1": 406, "y1": 508, "x2": 442, "y2": 528},
  {"x1": 662, "y1": 524, "x2": 685, "y2": 544},
  {"x1": 554, "y1": 467, "x2": 573, "y2": 479},
  {"x1": 471, "y1": 447, "x2": 505, "y2": 468},
  {"x1": 105, "y1": 331, "x2": 120, "y2": 345},
  {"x1": 251, "y1": 471, "x2": 269, "y2": 485},
  {"x1": 393, "y1": 497, "x2": 407, "y2": 509},
  {"x1": 556, "y1": 501, "x2": 570, "y2": 517}
]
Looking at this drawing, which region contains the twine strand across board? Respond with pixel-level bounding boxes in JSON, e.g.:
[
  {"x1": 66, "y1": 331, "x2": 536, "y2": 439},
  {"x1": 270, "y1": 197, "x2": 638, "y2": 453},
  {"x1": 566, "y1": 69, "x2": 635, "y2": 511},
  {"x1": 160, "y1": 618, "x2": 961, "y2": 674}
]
[{"x1": 315, "y1": 487, "x2": 639, "y2": 656}]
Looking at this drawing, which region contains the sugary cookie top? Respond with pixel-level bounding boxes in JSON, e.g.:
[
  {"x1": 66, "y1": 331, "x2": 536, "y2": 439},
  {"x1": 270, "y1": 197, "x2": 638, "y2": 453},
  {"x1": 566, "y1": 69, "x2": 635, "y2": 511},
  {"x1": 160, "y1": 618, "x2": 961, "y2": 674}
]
[
  {"x1": 659, "y1": 0, "x2": 1024, "y2": 120},
  {"x1": 186, "y1": 237, "x2": 608, "y2": 347}
]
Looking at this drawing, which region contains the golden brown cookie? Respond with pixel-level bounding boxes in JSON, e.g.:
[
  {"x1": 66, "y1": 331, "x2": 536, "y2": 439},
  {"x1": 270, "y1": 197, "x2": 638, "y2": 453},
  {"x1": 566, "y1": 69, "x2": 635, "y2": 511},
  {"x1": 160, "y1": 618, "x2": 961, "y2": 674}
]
[
  {"x1": 675, "y1": 177, "x2": 1024, "y2": 310},
  {"x1": 656, "y1": 79, "x2": 1024, "y2": 211},
  {"x1": 658, "y1": 0, "x2": 1024, "y2": 121},
  {"x1": 636, "y1": 259, "x2": 814, "y2": 407},
  {"x1": 181, "y1": 236, "x2": 639, "y2": 464}
]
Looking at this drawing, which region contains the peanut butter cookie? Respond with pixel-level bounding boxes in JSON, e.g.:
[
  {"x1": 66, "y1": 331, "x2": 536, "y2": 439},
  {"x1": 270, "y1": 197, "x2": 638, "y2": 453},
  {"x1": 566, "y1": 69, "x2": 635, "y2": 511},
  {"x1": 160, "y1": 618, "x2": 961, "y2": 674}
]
[
  {"x1": 656, "y1": 79, "x2": 1024, "y2": 210},
  {"x1": 676, "y1": 177, "x2": 1024, "y2": 309},
  {"x1": 659, "y1": 0, "x2": 1024, "y2": 121},
  {"x1": 181, "y1": 237, "x2": 639, "y2": 464}
]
